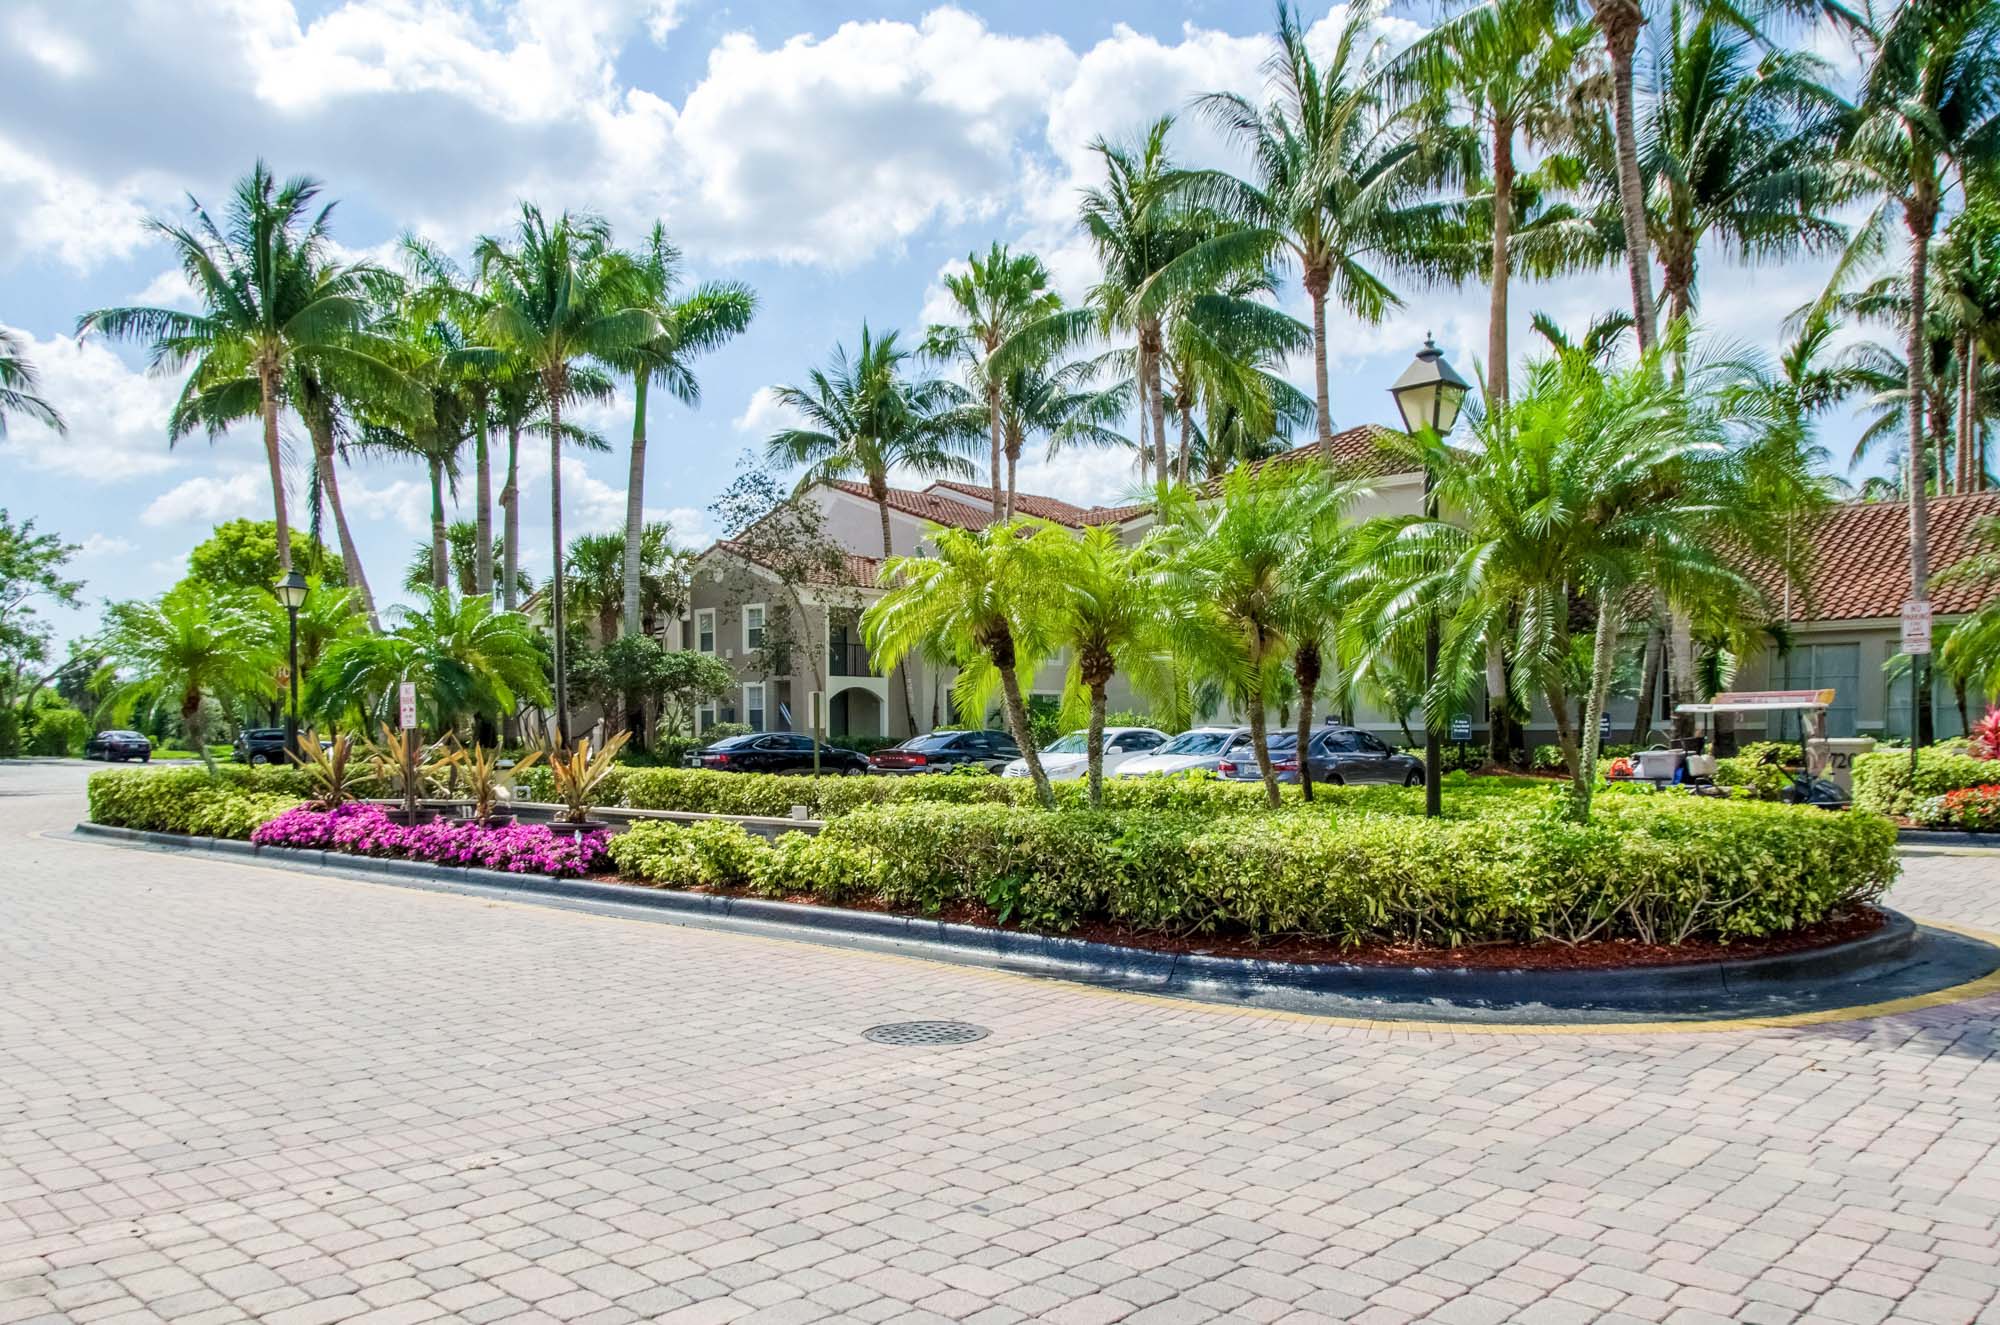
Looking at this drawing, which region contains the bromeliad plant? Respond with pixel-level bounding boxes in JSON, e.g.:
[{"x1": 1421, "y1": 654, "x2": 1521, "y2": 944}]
[
  {"x1": 364, "y1": 724, "x2": 463, "y2": 814},
  {"x1": 291, "y1": 729, "x2": 369, "y2": 808},
  {"x1": 544, "y1": 731, "x2": 631, "y2": 824},
  {"x1": 456, "y1": 742, "x2": 542, "y2": 822}
]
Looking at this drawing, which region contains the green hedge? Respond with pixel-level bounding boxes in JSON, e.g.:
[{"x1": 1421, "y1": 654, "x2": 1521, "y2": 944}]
[
  {"x1": 606, "y1": 793, "x2": 1895, "y2": 948},
  {"x1": 88, "y1": 766, "x2": 304, "y2": 837},
  {"x1": 1852, "y1": 747, "x2": 2000, "y2": 817}
]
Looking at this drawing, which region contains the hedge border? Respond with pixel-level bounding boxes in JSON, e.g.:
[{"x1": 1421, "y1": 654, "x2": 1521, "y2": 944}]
[{"x1": 72, "y1": 820, "x2": 1969, "y2": 1025}]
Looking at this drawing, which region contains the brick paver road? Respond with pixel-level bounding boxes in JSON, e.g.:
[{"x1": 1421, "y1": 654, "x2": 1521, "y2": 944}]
[{"x1": 3, "y1": 759, "x2": 1999, "y2": 1325}]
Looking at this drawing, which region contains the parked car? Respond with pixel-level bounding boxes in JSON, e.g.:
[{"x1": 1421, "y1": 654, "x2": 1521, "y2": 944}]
[
  {"x1": 1000, "y1": 727, "x2": 1170, "y2": 782},
  {"x1": 696, "y1": 732, "x2": 870, "y2": 775},
  {"x1": 869, "y1": 728, "x2": 1020, "y2": 774},
  {"x1": 1108, "y1": 725, "x2": 1252, "y2": 778},
  {"x1": 1219, "y1": 725, "x2": 1425, "y2": 785},
  {"x1": 232, "y1": 727, "x2": 290, "y2": 764},
  {"x1": 85, "y1": 730, "x2": 151, "y2": 762}
]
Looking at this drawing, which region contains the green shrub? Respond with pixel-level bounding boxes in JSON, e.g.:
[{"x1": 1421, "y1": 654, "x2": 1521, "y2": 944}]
[
  {"x1": 603, "y1": 792, "x2": 1893, "y2": 948},
  {"x1": 25, "y1": 706, "x2": 89, "y2": 756},
  {"x1": 1852, "y1": 747, "x2": 2000, "y2": 817},
  {"x1": 1713, "y1": 757, "x2": 1793, "y2": 800},
  {"x1": 0, "y1": 707, "x2": 19, "y2": 757},
  {"x1": 515, "y1": 763, "x2": 633, "y2": 808},
  {"x1": 87, "y1": 766, "x2": 302, "y2": 837}
]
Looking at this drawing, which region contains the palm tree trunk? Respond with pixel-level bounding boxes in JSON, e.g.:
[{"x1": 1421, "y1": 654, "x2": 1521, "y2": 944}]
[
  {"x1": 1595, "y1": 1, "x2": 1658, "y2": 352},
  {"x1": 987, "y1": 378, "x2": 1005, "y2": 517},
  {"x1": 1294, "y1": 641, "x2": 1321, "y2": 803},
  {"x1": 874, "y1": 490, "x2": 918, "y2": 734},
  {"x1": 1958, "y1": 338, "x2": 1975, "y2": 494},
  {"x1": 995, "y1": 648, "x2": 1054, "y2": 808},
  {"x1": 1573, "y1": 592, "x2": 1622, "y2": 823},
  {"x1": 1086, "y1": 677, "x2": 1108, "y2": 810},
  {"x1": 1488, "y1": 121, "x2": 1514, "y2": 406},
  {"x1": 1246, "y1": 673, "x2": 1279, "y2": 810},
  {"x1": 473, "y1": 398, "x2": 494, "y2": 600},
  {"x1": 1132, "y1": 342, "x2": 1153, "y2": 480},
  {"x1": 308, "y1": 415, "x2": 379, "y2": 632},
  {"x1": 1004, "y1": 426, "x2": 1021, "y2": 520},
  {"x1": 502, "y1": 420, "x2": 522, "y2": 613},
  {"x1": 1178, "y1": 400, "x2": 1193, "y2": 485},
  {"x1": 258, "y1": 364, "x2": 294, "y2": 575},
  {"x1": 1486, "y1": 639, "x2": 1512, "y2": 766},
  {"x1": 1305, "y1": 261, "x2": 1333, "y2": 453},
  {"x1": 428, "y1": 458, "x2": 449, "y2": 592},
  {"x1": 1908, "y1": 195, "x2": 1936, "y2": 749},
  {"x1": 549, "y1": 387, "x2": 569, "y2": 745},
  {"x1": 1144, "y1": 321, "x2": 1168, "y2": 485},
  {"x1": 1630, "y1": 619, "x2": 1662, "y2": 744},
  {"x1": 622, "y1": 369, "x2": 650, "y2": 639}
]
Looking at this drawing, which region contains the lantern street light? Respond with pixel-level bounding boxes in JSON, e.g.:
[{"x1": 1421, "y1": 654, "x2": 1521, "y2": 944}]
[
  {"x1": 1389, "y1": 335, "x2": 1471, "y2": 818},
  {"x1": 274, "y1": 569, "x2": 309, "y2": 761}
]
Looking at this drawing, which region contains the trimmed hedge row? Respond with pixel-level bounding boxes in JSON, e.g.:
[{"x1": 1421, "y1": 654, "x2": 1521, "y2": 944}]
[
  {"x1": 606, "y1": 792, "x2": 1896, "y2": 948},
  {"x1": 87, "y1": 766, "x2": 304, "y2": 838},
  {"x1": 1852, "y1": 747, "x2": 2000, "y2": 817}
]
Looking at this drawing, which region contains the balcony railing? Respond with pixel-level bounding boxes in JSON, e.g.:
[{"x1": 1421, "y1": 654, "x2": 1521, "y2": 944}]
[{"x1": 829, "y1": 640, "x2": 880, "y2": 678}]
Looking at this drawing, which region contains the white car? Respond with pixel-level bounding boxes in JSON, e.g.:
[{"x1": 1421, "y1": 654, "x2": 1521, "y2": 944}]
[
  {"x1": 1109, "y1": 725, "x2": 1253, "y2": 778},
  {"x1": 1001, "y1": 727, "x2": 1171, "y2": 781}
]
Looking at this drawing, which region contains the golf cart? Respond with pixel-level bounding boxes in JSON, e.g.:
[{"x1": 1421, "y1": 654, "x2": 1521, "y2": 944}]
[{"x1": 1668, "y1": 688, "x2": 1850, "y2": 807}]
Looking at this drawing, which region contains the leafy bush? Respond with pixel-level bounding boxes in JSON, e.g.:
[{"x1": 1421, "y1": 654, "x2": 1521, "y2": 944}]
[
  {"x1": 705, "y1": 722, "x2": 752, "y2": 742},
  {"x1": 25, "y1": 705, "x2": 89, "y2": 756},
  {"x1": 0, "y1": 707, "x2": 19, "y2": 757},
  {"x1": 604, "y1": 792, "x2": 1894, "y2": 948},
  {"x1": 1852, "y1": 747, "x2": 2000, "y2": 817},
  {"x1": 88, "y1": 766, "x2": 302, "y2": 837},
  {"x1": 1713, "y1": 757, "x2": 1793, "y2": 800},
  {"x1": 1913, "y1": 785, "x2": 2000, "y2": 831}
]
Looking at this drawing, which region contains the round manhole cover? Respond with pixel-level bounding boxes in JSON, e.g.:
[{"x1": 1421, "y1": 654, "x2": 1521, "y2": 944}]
[{"x1": 863, "y1": 1020, "x2": 990, "y2": 1047}]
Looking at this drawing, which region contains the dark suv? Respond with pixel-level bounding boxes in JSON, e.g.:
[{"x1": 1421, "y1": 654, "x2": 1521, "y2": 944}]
[
  {"x1": 868, "y1": 729, "x2": 1021, "y2": 774},
  {"x1": 233, "y1": 727, "x2": 290, "y2": 764}
]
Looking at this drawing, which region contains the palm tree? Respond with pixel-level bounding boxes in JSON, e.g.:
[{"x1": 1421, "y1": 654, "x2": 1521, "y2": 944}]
[
  {"x1": 0, "y1": 328, "x2": 65, "y2": 438},
  {"x1": 402, "y1": 522, "x2": 531, "y2": 599},
  {"x1": 766, "y1": 325, "x2": 976, "y2": 732},
  {"x1": 309, "y1": 589, "x2": 550, "y2": 735},
  {"x1": 1275, "y1": 490, "x2": 1365, "y2": 801},
  {"x1": 475, "y1": 204, "x2": 658, "y2": 741},
  {"x1": 358, "y1": 292, "x2": 477, "y2": 593},
  {"x1": 605, "y1": 224, "x2": 755, "y2": 636},
  {"x1": 1155, "y1": 273, "x2": 1316, "y2": 483},
  {"x1": 863, "y1": 522, "x2": 1061, "y2": 807},
  {"x1": 1587, "y1": 0, "x2": 1662, "y2": 350},
  {"x1": 925, "y1": 244, "x2": 1062, "y2": 516},
  {"x1": 1031, "y1": 524, "x2": 1166, "y2": 807},
  {"x1": 1936, "y1": 199, "x2": 2000, "y2": 490},
  {"x1": 98, "y1": 584, "x2": 281, "y2": 772},
  {"x1": 78, "y1": 163, "x2": 388, "y2": 575},
  {"x1": 1386, "y1": 0, "x2": 1595, "y2": 402},
  {"x1": 1157, "y1": 465, "x2": 1346, "y2": 807},
  {"x1": 1188, "y1": 1, "x2": 1466, "y2": 441},
  {"x1": 564, "y1": 532, "x2": 629, "y2": 643},
  {"x1": 1834, "y1": 0, "x2": 2000, "y2": 743}
]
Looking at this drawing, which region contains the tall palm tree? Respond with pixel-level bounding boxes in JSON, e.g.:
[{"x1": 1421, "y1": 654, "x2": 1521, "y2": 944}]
[
  {"x1": 1155, "y1": 275, "x2": 1316, "y2": 483},
  {"x1": 997, "y1": 355, "x2": 1132, "y2": 496},
  {"x1": 1587, "y1": 0, "x2": 1662, "y2": 350},
  {"x1": 564, "y1": 532, "x2": 629, "y2": 643},
  {"x1": 925, "y1": 244, "x2": 1062, "y2": 516},
  {"x1": 475, "y1": 204, "x2": 657, "y2": 741},
  {"x1": 98, "y1": 584, "x2": 281, "y2": 773},
  {"x1": 605, "y1": 224, "x2": 755, "y2": 636},
  {"x1": 1387, "y1": 0, "x2": 1596, "y2": 402},
  {"x1": 863, "y1": 522, "x2": 1061, "y2": 806},
  {"x1": 1936, "y1": 199, "x2": 2000, "y2": 490},
  {"x1": 766, "y1": 325, "x2": 976, "y2": 732},
  {"x1": 403, "y1": 522, "x2": 531, "y2": 600},
  {"x1": 79, "y1": 163, "x2": 388, "y2": 575},
  {"x1": 1187, "y1": 1, "x2": 1466, "y2": 443},
  {"x1": 1832, "y1": 0, "x2": 2000, "y2": 740},
  {"x1": 0, "y1": 328, "x2": 65, "y2": 438}
]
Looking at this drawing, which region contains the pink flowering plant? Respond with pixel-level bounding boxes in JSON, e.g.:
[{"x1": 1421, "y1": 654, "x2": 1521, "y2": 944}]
[{"x1": 252, "y1": 803, "x2": 610, "y2": 877}]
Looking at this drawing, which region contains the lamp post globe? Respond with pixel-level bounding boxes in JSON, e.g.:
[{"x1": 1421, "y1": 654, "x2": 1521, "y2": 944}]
[
  {"x1": 274, "y1": 570, "x2": 308, "y2": 760},
  {"x1": 1388, "y1": 335, "x2": 1470, "y2": 819}
]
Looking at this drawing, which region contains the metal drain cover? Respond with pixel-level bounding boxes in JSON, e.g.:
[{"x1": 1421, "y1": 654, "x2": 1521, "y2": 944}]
[{"x1": 864, "y1": 1020, "x2": 990, "y2": 1046}]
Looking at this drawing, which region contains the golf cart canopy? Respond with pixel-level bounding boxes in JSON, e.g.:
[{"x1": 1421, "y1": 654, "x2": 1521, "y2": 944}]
[{"x1": 1674, "y1": 689, "x2": 1834, "y2": 717}]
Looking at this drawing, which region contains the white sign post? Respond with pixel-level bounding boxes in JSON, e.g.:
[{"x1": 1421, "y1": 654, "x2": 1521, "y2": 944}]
[
  {"x1": 398, "y1": 681, "x2": 418, "y2": 730},
  {"x1": 1901, "y1": 599, "x2": 1933, "y2": 656}
]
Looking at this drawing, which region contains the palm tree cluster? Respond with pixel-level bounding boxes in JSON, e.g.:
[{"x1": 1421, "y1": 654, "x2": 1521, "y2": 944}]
[{"x1": 75, "y1": 166, "x2": 753, "y2": 742}]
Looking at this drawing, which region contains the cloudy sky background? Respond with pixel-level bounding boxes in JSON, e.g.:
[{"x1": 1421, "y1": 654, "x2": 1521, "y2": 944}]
[{"x1": 1, "y1": 0, "x2": 1883, "y2": 650}]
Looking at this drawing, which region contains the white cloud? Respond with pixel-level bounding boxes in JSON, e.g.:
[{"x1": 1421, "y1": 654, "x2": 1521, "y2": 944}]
[
  {"x1": 141, "y1": 469, "x2": 269, "y2": 527},
  {"x1": 732, "y1": 386, "x2": 804, "y2": 437},
  {"x1": 76, "y1": 533, "x2": 137, "y2": 558},
  {"x1": 0, "y1": 328, "x2": 201, "y2": 479},
  {"x1": 1008, "y1": 439, "x2": 1151, "y2": 508},
  {"x1": 657, "y1": 504, "x2": 713, "y2": 546}
]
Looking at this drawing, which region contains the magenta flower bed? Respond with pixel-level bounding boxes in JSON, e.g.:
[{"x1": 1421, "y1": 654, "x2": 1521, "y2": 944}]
[{"x1": 251, "y1": 803, "x2": 610, "y2": 877}]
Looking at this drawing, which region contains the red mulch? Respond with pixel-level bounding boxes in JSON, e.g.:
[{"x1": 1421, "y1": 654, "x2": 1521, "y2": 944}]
[{"x1": 607, "y1": 870, "x2": 1886, "y2": 971}]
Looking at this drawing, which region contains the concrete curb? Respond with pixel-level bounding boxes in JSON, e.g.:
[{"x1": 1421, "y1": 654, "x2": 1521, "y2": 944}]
[
  {"x1": 1898, "y1": 827, "x2": 2000, "y2": 850},
  {"x1": 72, "y1": 820, "x2": 1939, "y2": 1018}
]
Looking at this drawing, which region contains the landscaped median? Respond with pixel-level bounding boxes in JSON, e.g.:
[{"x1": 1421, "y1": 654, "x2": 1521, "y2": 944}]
[{"x1": 85, "y1": 764, "x2": 1898, "y2": 956}]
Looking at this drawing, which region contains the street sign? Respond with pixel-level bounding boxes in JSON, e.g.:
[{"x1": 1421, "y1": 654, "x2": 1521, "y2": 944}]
[
  {"x1": 1599, "y1": 713, "x2": 1612, "y2": 740},
  {"x1": 1449, "y1": 714, "x2": 1471, "y2": 742},
  {"x1": 1901, "y1": 599, "x2": 1933, "y2": 655},
  {"x1": 398, "y1": 681, "x2": 417, "y2": 729}
]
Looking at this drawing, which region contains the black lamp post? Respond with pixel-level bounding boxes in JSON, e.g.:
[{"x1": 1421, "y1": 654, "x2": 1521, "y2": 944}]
[
  {"x1": 274, "y1": 569, "x2": 309, "y2": 760},
  {"x1": 1389, "y1": 335, "x2": 1470, "y2": 819}
]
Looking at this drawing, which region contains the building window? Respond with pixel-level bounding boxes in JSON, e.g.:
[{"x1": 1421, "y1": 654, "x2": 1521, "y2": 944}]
[
  {"x1": 1782, "y1": 643, "x2": 1860, "y2": 739},
  {"x1": 743, "y1": 682, "x2": 767, "y2": 733},
  {"x1": 695, "y1": 609, "x2": 716, "y2": 654},
  {"x1": 695, "y1": 701, "x2": 716, "y2": 734},
  {"x1": 744, "y1": 603, "x2": 766, "y2": 652}
]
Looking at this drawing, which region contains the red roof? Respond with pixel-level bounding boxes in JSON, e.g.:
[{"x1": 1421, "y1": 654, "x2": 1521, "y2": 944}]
[
  {"x1": 825, "y1": 480, "x2": 998, "y2": 529},
  {"x1": 714, "y1": 540, "x2": 880, "y2": 589},
  {"x1": 1228, "y1": 425, "x2": 1418, "y2": 486},
  {"x1": 1770, "y1": 493, "x2": 2000, "y2": 622}
]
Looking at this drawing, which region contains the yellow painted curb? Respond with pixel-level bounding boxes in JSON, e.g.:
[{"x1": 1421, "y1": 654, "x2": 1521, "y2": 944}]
[{"x1": 57, "y1": 829, "x2": 2000, "y2": 1037}]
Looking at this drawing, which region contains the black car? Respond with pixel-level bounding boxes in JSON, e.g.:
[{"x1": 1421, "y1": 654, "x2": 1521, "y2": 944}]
[
  {"x1": 868, "y1": 729, "x2": 1021, "y2": 774},
  {"x1": 85, "y1": 730, "x2": 151, "y2": 762},
  {"x1": 233, "y1": 727, "x2": 290, "y2": 764},
  {"x1": 696, "y1": 732, "x2": 870, "y2": 775},
  {"x1": 1219, "y1": 725, "x2": 1425, "y2": 786}
]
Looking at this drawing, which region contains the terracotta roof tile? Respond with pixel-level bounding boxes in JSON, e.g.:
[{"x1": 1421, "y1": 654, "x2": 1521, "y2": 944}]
[
  {"x1": 824, "y1": 480, "x2": 998, "y2": 529},
  {"x1": 1765, "y1": 492, "x2": 2000, "y2": 622},
  {"x1": 713, "y1": 540, "x2": 880, "y2": 589}
]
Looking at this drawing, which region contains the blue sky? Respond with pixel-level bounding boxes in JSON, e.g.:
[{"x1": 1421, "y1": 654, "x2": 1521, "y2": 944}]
[{"x1": 0, "y1": 0, "x2": 1878, "y2": 651}]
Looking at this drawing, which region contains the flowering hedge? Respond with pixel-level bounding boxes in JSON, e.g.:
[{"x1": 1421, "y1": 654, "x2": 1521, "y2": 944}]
[
  {"x1": 250, "y1": 803, "x2": 611, "y2": 876},
  {"x1": 1913, "y1": 785, "x2": 2000, "y2": 832}
]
